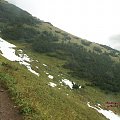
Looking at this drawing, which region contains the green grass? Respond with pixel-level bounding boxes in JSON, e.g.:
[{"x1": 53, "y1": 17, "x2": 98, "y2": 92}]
[
  {"x1": 0, "y1": 42, "x2": 120, "y2": 120},
  {"x1": 0, "y1": 1, "x2": 120, "y2": 119}
]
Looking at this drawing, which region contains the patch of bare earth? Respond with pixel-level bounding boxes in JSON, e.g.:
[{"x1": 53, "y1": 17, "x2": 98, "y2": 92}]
[{"x1": 0, "y1": 86, "x2": 23, "y2": 120}]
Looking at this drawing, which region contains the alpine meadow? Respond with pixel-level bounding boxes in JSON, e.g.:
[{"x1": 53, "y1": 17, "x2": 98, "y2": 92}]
[{"x1": 0, "y1": 0, "x2": 120, "y2": 120}]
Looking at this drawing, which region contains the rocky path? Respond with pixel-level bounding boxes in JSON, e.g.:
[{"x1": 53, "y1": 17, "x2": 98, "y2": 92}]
[{"x1": 0, "y1": 86, "x2": 23, "y2": 120}]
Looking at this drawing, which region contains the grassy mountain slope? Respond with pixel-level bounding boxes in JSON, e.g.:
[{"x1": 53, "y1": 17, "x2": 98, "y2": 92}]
[{"x1": 0, "y1": 0, "x2": 120, "y2": 120}]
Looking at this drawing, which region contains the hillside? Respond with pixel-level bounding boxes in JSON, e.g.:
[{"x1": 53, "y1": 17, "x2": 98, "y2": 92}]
[{"x1": 0, "y1": 0, "x2": 120, "y2": 120}]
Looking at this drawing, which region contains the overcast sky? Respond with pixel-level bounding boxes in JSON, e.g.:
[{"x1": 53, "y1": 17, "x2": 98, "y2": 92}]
[{"x1": 6, "y1": 0, "x2": 120, "y2": 50}]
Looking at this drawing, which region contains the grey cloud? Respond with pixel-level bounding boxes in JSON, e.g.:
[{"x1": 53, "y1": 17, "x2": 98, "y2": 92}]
[
  {"x1": 109, "y1": 34, "x2": 120, "y2": 50},
  {"x1": 6, "y1": 0, "x2": 17, "y2": 4}
]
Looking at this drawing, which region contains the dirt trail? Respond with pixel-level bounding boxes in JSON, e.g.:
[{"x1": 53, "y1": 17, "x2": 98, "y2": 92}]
[{"x1": 0, "y1": 86, "x2": 23, "y2": 120}]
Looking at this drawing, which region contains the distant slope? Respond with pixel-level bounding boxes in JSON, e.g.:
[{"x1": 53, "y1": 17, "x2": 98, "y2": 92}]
[{"x1": 0, "y1": 0, "x2": 40, "y2": 25}]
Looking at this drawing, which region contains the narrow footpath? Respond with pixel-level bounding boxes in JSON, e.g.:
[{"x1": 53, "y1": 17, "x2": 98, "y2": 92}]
[{"x1": 0, "y1": 86, "x2": 23, "y2": 120}]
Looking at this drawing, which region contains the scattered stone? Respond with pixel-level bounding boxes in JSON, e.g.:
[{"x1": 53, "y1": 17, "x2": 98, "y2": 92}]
[{"x1": 0, "y1": 89, "x2": 4, "y2": 92}]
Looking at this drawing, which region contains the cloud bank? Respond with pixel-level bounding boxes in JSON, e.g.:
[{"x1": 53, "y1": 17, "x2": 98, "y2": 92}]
[{"x1": 109, "y1": 35, "x2": 120, "y2": 50}]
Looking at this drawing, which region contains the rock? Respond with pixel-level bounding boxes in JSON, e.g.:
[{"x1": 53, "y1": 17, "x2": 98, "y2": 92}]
[{"x1": 0, "y1": 89, "x2": 4, "y2": 92}]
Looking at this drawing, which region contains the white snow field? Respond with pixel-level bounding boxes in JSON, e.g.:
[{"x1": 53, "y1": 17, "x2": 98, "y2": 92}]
[
  {"x1": 0, "y1": 37, "x2": 39, "y2": 76},
  {"x1": 87, "y1": 102, "x2": 120, "y2": 120}
]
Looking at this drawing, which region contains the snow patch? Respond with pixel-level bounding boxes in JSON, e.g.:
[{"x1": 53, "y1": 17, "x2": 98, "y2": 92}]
[
  {"x1": 19, "y1": 61, "x2": 39, "y2": 76},
  {"x1": 36, "y1": 60, "x2": 39, "y2": 62},
  {"x1": 43, "y1": 64, "x2": 47, "y2": 67},
  {"x1": 60, "y1": 79, "x2": 81, "y2": 89},
  {"x1": 35, "y1": 66, "x2": 39, "y2": 69},
  {"x1": 61, "y1": 79, "x2": 73, "y2": 89},
  {"x1": 60, "y1": 81, "x2": 62, "y2": 84},
  {"x1": 0, "y1": 38, "x2": 39, "y2": 76},
  {"x1": 17, "y1": 49, "x2": 23, "y2": 53},
  {"x1": 48, "y1": 75, "x2": 54, "y2": 79},
  {"x1": 87, "y1": 102, "x2": 120, "y2": 120},
  {"x1": 48, "y1": 82, "x2": 57, "y2": 87},
  {"x1": 0, "y1": 39, "x2": 20, "y2": 61},
  {"x1": 19, "y1": 53, "x2": 31, "y2": 62}
]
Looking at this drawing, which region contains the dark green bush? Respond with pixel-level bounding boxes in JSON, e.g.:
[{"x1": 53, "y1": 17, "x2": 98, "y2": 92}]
[
  {"x1": 93, "y1": 46, "x2": 102, "y2": 53},
  {"x1": 81, "y1": 40, "x2": 92, "y2": 46}
]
